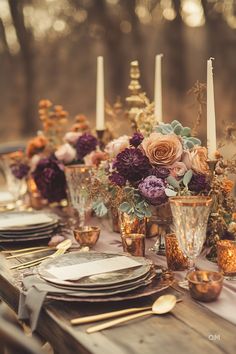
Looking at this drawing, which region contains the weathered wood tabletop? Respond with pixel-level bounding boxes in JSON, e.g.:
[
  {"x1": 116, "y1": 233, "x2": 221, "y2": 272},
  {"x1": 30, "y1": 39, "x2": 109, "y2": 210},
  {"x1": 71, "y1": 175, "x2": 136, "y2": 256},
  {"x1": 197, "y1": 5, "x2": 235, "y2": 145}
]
[{"x1": 0, "y1": 235, "x2": 235, "y2": 354}]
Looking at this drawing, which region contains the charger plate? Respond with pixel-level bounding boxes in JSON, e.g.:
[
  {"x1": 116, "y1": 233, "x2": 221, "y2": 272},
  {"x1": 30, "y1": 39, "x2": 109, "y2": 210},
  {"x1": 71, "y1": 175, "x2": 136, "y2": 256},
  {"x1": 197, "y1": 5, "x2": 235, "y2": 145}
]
[
  {"x1": 46, "y1": 274, "x2": 172, "y2": 302},
  {"x1": 0, "y1": 233, "x2": 52, "y2": 243},
  {"x1": 38, "y1": 252, "x2": 153, "y2": 288}
]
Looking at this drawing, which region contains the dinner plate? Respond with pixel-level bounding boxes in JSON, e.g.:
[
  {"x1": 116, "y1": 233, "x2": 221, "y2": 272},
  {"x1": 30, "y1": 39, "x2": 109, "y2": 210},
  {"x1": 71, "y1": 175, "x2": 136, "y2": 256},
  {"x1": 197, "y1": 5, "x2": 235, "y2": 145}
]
[
  {"x1": 0, "y1": 228, "x2": 57, "y2": 239},
  {"x1": 0, "y1": 233, "x2": 52, "y2": 243},
  {"x1": 46, "y1": 271, "x2": 157, "y2": 298},
  {"x1": 38, "y1": 252, "x2": 152, "y2": 288},
  {"x1": 0, "y1": 223, "x2": 59, "y2": 237},
  {"x1": 47, "y1": 274, "x2": 172, "y2": 302},
  {"x1": 0, "y1": 211, "x2": 59, "y2": 231},
  {"x1": 42, "y1": 268, "x2": 158, "y2": 291}
]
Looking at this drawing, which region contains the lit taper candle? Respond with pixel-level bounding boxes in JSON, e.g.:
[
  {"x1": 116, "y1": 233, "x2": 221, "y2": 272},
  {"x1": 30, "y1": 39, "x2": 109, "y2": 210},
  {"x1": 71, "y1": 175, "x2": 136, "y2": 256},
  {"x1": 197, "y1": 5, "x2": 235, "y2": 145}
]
[
  {"x1": 96, "y1": 56, "x2": 105, "y2": 131},
  {"x1": 207, "y1": 58, "x2": 217, "y2": 160}
]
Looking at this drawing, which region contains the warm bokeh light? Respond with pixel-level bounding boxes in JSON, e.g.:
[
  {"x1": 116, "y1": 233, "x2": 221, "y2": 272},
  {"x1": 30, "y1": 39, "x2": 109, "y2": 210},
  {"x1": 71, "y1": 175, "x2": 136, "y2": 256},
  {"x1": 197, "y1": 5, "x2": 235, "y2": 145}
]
[{"x1": 181, "y1": 0, "x2": 205, "y2": 27}]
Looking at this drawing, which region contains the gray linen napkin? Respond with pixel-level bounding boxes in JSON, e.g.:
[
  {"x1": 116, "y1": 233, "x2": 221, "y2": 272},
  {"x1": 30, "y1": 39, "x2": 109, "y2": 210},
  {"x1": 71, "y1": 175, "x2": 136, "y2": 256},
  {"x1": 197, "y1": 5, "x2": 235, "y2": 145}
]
[{"x1": 18, "y1": 275, "x2": 75, "y2": 331}]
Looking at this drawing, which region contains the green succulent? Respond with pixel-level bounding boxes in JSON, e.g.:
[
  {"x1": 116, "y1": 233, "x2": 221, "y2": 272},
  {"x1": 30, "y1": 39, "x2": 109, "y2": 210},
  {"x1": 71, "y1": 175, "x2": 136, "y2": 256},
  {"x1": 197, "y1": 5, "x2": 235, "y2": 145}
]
[{"x1": 155, "y1": 120, "x2": 201, "y2": 149}]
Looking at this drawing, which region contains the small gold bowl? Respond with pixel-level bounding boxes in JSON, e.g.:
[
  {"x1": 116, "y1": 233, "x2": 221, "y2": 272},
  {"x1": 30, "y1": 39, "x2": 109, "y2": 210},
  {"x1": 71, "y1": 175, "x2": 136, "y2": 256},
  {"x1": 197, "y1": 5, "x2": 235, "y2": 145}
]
[
  {"x1": 73, "y1": 226, "x2": 100, "y2": 248},
  {"x1": 187, "y1": 270, "x2": 223, "y2": 302}
]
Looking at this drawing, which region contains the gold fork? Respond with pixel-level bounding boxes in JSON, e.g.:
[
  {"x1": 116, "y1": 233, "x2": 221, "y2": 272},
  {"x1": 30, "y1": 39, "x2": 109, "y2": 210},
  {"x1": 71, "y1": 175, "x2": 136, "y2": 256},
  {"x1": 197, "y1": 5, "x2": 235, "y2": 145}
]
[{"x1": 10, "y1": 239, "x2": 72, "y2": 270}]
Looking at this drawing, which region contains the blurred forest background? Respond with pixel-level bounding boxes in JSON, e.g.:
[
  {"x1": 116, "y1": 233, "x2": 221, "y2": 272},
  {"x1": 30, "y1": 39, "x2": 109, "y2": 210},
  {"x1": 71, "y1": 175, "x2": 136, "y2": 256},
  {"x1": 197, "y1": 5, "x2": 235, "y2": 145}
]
[{"x1": 0, "y1": 0, "x2": 236, "y2": 148}]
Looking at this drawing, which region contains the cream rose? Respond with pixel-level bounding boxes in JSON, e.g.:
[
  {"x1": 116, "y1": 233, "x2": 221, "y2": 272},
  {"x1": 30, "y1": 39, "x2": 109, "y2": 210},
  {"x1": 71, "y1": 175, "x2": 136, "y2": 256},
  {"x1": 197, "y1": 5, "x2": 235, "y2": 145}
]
[
  {"x1": 55, "y1": 143, "x2": 76, "y2": 164},
  {"x1": 64, "y1": 131, "x2": 82, "y2": 145},
  {"x1": 141, "y1": 133, "x2": 183, "y2": 166},
  {"x1": 190, "y1": 146, "x2": 209, "y2": 175},
  {"x1": 105, "y1": 135, "x2": 130, "y2": 158}
]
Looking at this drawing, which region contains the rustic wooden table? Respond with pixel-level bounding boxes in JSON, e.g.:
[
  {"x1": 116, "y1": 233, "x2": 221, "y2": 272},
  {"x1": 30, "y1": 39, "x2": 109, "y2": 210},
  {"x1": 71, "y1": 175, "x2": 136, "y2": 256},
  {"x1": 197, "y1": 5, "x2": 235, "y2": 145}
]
[{"x1": 0, "y1": 248, "x2": 235, "y2": 354}]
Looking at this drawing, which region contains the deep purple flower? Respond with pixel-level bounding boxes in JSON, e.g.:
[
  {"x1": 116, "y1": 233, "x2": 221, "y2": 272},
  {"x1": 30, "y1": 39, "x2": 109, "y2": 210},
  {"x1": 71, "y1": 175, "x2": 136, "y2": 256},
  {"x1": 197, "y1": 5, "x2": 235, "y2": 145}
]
[
  {"x1": 109, "y1": 172, "x2": 126, "y2": 187},
  {"x1": 10, "y1": 163, "x2": 30, "y2": 179},
  {"x1": 188, "y1": 173, "x2": 210, "y2": 193},
  {"x1": 129, "y1": 132, "x2": 144, "y2": 147},
  {"x1": 33, "y1": 158, "x2": 66, "y2": 202},
  {"x1": 76, "y1": 133, "x2": 98, "y2": 160},
  {"x1": 113, "y1": 148, "x2": 151, "y2": 182},
  {"x1": 138, "y1": 176, "x2": 167, "y2": 205},
  {"x1": 149, "y1": 167, "x2": 170, "y2": 179}
]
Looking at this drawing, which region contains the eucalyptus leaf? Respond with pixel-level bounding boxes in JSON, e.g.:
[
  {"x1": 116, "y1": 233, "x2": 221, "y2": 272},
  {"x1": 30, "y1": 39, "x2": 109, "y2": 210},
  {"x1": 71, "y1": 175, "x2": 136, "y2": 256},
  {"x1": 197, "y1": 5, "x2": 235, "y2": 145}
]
[
  {"x1": 181, "y1": 127, "x2": 191, "y2": 137},
  {"x1": 165, "y1": 188, "x2": 177, "y2": 197},
  {"x1": 119, "y1": 202, "x2": 132, "y2": 214},
  {"x1": 171, "y1": 120, "x2": 180, "y2": 128},
  {"x1": 92, "y1": 201, "x2": 108, "y2": 217},
  {"x1": 183, "y1": 169, "x2": 193, "y2": 187},
  {"x1": 166, "y1": 176, "x2": 180, "y2": 189},
  {"x1": 173, "y1": 123, "x2": 182, "y2": 135}
]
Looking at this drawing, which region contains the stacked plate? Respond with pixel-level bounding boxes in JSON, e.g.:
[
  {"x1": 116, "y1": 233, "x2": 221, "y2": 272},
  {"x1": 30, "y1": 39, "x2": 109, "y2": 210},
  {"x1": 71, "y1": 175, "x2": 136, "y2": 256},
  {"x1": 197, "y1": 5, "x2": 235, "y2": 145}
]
[
  {"x1": 0, "y1": 211, "x2": 59, "y2": 243},
  {"x1": 37, "y1": 252, "x2": 171, "y2": 302}
]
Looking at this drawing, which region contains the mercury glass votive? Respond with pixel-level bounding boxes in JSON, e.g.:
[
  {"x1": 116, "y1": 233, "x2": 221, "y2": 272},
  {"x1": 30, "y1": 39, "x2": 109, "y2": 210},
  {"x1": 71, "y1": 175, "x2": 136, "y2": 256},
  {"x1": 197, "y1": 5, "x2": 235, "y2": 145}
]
[
  {"x1": 119, "y1": 212, "x2": 146, "y2": 236},
  {"x1": 165, "y1": 233, "x2": 189, "y2": 271},
  {"x1": 217, "y1": 240, "x2": 236, "y2": 280},
  {"x1": 73, "y1": 226, "x2": 100, "y2": 248},
  {"x1": 121, "y1": 233, "x2": 145, "y2": 257}
]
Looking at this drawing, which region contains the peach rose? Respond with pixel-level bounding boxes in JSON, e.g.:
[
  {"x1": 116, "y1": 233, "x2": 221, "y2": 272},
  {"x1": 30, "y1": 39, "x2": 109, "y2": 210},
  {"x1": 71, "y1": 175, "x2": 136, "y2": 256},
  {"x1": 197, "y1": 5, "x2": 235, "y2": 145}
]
[
  {"x1": 141, "y1": 133, "x2": 183, "y2": 166},
  {"x1": 105, "y1": 135, "x2": 130, "y2": 158},
  {"x1": 169, "y1": 162, "x2": 188, "y2": 177},
  {"x1": 191, "y1": 146, "x2": 209, "y2": 175},
  {"x1": 84, "y1": 151, "x2": 108, "y2": 167}
]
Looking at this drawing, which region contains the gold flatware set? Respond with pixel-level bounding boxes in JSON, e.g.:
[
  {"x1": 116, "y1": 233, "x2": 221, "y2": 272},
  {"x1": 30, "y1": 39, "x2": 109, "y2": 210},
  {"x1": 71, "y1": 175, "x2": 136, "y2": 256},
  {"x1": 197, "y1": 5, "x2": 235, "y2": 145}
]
[{"x1": 3, "y1": 239, "x2": 72, "y2": 270}]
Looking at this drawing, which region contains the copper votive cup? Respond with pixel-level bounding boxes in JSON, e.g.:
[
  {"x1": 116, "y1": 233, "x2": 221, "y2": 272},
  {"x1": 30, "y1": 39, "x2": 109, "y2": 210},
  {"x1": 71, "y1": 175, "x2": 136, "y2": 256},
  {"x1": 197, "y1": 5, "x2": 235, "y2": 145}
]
[
  {"x1": 165, "y1": 233, "x2": 189, "y2": 271},
  {"x1": 73, "y1": 226, "x2": 100, "y2": 248},
  {"x1": 187, "y1": 270, "x2": 223, "y2": 302},
  {"x1": 121, "y1": 233, "x2": 145, "y2": 257},
  {"x1": 217, "y1": 240, "x2": 236, "y2": 280}
]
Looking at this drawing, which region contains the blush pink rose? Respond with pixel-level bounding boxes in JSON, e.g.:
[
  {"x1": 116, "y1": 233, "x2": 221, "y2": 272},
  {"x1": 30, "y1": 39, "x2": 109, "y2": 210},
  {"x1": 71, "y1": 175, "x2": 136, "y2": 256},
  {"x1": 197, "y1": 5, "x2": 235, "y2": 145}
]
[
  {"x1": 168, "y1": 161, "x2": 188, "y2": 178},
  {"x1": 55, "y1": 143, "x2": 76, "y2": 164},
  {"x1": 105, "y1": 135, "x2": 130, "y2": 158}
]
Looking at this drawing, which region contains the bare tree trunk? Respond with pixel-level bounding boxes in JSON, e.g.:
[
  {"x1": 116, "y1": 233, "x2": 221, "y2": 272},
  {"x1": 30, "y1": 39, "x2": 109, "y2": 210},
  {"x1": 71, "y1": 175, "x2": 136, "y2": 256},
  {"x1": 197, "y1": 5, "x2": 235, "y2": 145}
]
[{"x1": 8, "y1": 0, "x2": 36, "y2": 136}]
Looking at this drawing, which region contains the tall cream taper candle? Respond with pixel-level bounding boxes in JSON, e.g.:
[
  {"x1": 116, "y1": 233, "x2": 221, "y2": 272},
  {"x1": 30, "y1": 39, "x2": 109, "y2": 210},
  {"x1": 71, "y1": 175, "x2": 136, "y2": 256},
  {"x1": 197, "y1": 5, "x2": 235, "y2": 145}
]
[
  {"x1": 154, "y1": 54, "x2": 163, "y2": 123},
  {"x1": 207, "y1": 58, "x2": 217, "y2": 160},
  {"x1": 96, "y1": 56, "x2": 105, "y2": 131}
]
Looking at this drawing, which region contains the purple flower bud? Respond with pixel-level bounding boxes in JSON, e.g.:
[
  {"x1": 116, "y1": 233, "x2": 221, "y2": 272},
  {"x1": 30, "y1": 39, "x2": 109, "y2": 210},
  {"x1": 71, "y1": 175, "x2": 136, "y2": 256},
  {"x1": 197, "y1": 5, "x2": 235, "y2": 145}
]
[
  {"x1": 138, "y1": 175, "x2": 167, "y2": 205},
  {"x1": 129, "y1": 132, "x2": 144, "y2": 147}
]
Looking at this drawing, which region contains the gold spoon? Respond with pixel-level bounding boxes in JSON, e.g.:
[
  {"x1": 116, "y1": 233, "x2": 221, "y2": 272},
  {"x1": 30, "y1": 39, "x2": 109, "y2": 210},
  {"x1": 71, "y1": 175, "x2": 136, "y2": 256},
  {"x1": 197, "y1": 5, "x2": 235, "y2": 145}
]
[
  {"x1": 71, "y1": 297, "x2": 182, "y2": 326},
  {"x1": 86, "y1": 294, "x2": 177, "y2": 334}
]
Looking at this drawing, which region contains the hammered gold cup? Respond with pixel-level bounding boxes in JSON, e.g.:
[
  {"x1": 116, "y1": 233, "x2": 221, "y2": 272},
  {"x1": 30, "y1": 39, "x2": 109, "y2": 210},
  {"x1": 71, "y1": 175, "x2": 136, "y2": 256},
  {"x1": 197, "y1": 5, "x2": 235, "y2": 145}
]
[
  {"x1": 187, "y1": 270, "x2": 223, "y2": 302},
  {"x1": 73, "y1": 226, "x2": 100, "y2": 248},
  {"x1": 165, "y1": 233, "x2": 189, "y2": 271}
]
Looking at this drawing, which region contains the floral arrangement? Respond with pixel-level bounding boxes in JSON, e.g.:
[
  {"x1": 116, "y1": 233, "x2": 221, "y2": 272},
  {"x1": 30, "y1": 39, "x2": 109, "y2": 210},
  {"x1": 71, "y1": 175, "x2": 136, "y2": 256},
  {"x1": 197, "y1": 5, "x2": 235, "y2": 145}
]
[
  {"x1": 89, "y1": 119, "x2": 236, "y2": 251},
  {"x1": 104, "y1": 120, "x2": 210, "y2": 217},
  {"x1": 10, "y1": 100, "x2": 104, "y2": 203}
]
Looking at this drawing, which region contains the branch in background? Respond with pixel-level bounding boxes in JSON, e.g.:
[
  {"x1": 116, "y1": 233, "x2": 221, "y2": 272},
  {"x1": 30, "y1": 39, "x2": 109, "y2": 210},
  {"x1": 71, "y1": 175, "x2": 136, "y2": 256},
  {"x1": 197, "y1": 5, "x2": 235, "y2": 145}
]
[{"x1": 188, "y1": 81, "x2": 206, "y2": 137}]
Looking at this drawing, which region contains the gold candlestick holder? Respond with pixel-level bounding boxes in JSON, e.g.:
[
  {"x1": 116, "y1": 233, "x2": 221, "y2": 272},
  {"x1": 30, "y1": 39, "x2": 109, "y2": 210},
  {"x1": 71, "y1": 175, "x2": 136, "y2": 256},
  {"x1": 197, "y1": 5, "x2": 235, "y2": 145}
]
[
  {"x1": 126, "y1": 60, "x2": 146, "y2": 131},
  {"x1": 96, "y1": 129, "x2": 105, "y2": 150}
]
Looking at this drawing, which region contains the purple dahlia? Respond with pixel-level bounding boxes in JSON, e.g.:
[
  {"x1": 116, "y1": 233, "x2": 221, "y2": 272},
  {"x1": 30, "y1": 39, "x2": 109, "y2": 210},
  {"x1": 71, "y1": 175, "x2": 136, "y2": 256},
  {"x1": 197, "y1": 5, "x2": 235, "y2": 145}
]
[
  {"x1": 109, "y1": 172, "x2": 126, "y2": 187},
  {"x1": 113, "y1": 148, "x2": 151, "y2": 182},
  {"x1": 76, "y1": 133, "x2": 98, "y2": 160},
  {"x1": 33, "y1": 157, "x2": 66, "y2": 203},
  {"x1": 138, "y1": 175, "x2": 167, "y2": 206},
  {"x1": 10, "y1": 163, "x2": 30, "y2": 179},
  {"x1": 188, "y1": 173, "x2": 210, "y2": 193},
  {"x1": 149, "y1": 167, "x2": 170, "y2": 179},
  {"x1": 129, "y1": 132, "x2": 144, "y2": 147}
]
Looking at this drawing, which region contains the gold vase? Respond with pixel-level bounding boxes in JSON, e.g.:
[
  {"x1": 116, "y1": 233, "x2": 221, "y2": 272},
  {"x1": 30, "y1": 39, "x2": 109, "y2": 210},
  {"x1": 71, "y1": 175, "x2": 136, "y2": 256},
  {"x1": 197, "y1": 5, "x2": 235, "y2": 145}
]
[
  {"x1": 110, "y1": 207, "x2": 120, "y2": 233},
  {"x1": 119, "y1": 211, "x2": 146, "y2": 236}
]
